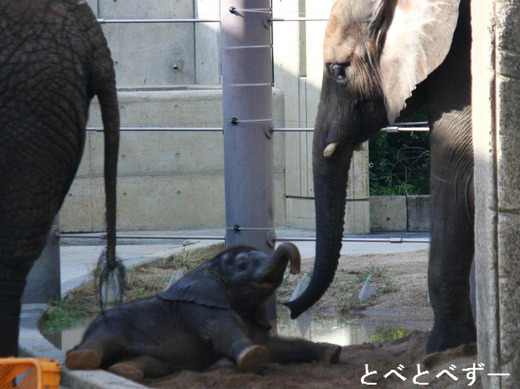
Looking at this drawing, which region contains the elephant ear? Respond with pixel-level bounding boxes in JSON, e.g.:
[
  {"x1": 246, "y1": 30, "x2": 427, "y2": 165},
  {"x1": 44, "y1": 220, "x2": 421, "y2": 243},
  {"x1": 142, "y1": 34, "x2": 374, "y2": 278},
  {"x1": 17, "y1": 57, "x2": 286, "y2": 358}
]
[
  {"x1": 159, "y1": 265, "x2": 231, "y2": 310},
  {"x1": 371, "y1": 0, "x2": 461, "y2": 123}
]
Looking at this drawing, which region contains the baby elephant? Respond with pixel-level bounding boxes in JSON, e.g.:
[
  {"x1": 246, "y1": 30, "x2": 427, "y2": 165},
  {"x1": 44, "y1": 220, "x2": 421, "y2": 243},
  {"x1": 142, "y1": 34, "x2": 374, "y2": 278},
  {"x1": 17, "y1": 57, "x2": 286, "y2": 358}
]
[{"x1": 66, "y1": 243, "x2": 341, "y2": 381}]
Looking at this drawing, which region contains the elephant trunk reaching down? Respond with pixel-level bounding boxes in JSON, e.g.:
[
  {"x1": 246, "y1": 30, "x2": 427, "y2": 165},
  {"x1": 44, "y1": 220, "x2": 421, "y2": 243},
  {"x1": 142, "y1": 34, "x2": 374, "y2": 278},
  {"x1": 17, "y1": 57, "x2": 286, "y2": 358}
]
[{"x1": 285, "y1": 128, "x2": 354, "y2": 319}]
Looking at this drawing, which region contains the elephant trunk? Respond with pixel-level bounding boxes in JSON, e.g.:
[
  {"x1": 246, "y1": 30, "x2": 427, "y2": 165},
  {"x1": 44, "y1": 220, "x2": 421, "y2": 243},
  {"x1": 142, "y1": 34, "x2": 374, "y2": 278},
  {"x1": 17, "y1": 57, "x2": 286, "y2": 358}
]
[
  {"x1": 284, "y1": 130, "x2": 354, "y2": 319},
  {"x1": 263, "y1": 243, "x2": 301, "y2": 284}
]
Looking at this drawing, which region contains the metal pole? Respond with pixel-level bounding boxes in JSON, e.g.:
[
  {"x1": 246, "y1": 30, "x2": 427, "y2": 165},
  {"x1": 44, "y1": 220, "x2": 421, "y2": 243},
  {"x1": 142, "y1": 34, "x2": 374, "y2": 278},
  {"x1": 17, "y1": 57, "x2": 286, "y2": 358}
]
[
  {"x1": 97, "y1": 18, "x2": 221, "y2": 24},
  {"x1": 59, "y1": 232, "x2": 430, "y2": 244},
  {"x1": 221, "y1": 1, "x2": 276, "y2": 319},
  {"x1": 22, "y1": 215, "x2": 60, "y2": 303},
  {"x1": 221, "y1": 1, "x2": 275, "y2": 253}
]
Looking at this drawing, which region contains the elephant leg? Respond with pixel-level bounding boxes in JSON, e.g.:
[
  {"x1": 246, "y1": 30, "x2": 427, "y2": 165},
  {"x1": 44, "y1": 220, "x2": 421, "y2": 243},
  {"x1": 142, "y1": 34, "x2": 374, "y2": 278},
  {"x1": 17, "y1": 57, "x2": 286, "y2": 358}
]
[
  {"x1": 0, "y1": 229, "x2": 49, "y2": 357},
  {"x1": 108, "y1": 355, "x2": 173, "y2": 382},
  {"x1": 426, "y1": 109, "x2": 476, "y2": 354},
  {"x1": 0, "y1": 165, "x2": 69, "y2": 356},
  {"x1": 205, "y1": 315, "x2": 269, "y2": 373},
  {"x1": 259, "y1": 336, "x2": 341, "y2": 364},
  {"x1": 0, "y1": 268, "x2": 27, "y2": 357}
]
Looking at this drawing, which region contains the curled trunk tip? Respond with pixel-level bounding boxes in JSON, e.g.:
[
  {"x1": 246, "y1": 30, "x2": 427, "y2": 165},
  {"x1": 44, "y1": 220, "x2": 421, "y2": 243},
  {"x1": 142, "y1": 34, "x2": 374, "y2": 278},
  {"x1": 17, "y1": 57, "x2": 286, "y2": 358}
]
[{"x1": 272, "y1": 242, "x2": 301, "y2": 275}]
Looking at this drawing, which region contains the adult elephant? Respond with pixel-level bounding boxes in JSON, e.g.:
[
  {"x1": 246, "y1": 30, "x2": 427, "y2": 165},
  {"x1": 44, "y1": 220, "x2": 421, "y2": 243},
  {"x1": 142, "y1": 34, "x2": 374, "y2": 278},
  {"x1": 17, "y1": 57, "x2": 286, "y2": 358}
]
[
  {"x1": 285, "y1": 0, "x2": 475, "y2": 354},
  {"x1": 0, "y1": 0, "x2": 119, "y2": 357}
]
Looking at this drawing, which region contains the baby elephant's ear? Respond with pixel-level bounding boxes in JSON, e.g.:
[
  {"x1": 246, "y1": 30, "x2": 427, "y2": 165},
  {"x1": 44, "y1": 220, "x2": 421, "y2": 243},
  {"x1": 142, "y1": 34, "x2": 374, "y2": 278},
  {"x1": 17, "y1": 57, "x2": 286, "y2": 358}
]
[{"x1": 159, "y1": 266, "x2": 231, "y2": 309}]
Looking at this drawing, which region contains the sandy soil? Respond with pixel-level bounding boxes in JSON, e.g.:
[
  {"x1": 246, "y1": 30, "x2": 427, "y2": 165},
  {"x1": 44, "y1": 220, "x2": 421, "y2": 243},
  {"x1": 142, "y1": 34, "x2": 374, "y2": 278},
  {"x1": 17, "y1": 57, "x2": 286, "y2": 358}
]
[{"x1": 138, "y1": 249, "x2": 481, "y2": 388}]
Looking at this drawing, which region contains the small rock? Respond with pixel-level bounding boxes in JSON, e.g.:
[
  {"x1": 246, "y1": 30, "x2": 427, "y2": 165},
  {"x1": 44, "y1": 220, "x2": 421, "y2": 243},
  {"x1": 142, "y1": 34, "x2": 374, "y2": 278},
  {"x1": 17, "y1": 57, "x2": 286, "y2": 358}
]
[
  {"x1": 289, "y1": 272, "x2": 311, "y2": 302},
  {"x1": 165, "y1": 267, "x2": 188, "y2": 290},
  {"x1": 358, "y1": 274, "x2": 377, "y2": 302},
  {"x1": 183, "y1": 240, "x2": 199, "y2": 247}
]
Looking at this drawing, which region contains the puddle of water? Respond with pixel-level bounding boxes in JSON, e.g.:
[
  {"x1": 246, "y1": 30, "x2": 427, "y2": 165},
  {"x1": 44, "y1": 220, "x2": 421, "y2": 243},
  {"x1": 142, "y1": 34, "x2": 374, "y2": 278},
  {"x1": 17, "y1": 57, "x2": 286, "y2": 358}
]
[
  {"x1": 276, "y1": 309, "x2": 415, "y2": 346},
  {"x1": 42, "y1": 310, "x2": 415, "y2": 351}
]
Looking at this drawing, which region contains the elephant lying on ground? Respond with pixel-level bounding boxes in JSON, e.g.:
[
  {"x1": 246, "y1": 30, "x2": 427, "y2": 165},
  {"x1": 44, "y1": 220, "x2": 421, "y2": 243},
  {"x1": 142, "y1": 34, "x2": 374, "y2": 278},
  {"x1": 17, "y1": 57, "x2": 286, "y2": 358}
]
[
  {"x1": 285, "y1": 0, "x2": 476, "y2": 354},
  {"x1": 0, "y1": 0, "x2": 119, "y2": 357},
  {"x1": 66, "y1": 243, "x2": 341, "y2": 382}
]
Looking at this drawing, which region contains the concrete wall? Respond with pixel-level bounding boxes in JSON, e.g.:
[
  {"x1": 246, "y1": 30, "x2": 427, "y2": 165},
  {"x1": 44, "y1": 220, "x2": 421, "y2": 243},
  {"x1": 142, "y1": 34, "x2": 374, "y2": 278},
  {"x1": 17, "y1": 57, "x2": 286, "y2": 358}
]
[
  {"x1": 64, "y1": 0, "x2": 372, "y2": 232},
  {"x1": 85, "y1": 0, "x2": 221, "y2": 88},
  {"x1": 370, "y1": 196, "x2": 430, "y2": 232},
  {"x1": 472, "y1": 1, "x2": 520, "y2": 387},
  {"x1": 60, "y1": 88, "x2": 286, "y2": 231}
]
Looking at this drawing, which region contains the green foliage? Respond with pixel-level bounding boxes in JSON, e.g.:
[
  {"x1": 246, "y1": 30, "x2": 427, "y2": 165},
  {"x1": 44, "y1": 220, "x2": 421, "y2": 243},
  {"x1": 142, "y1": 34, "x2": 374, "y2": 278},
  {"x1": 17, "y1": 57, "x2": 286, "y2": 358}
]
[
  {"x1": 41, "y1": 300, "x2": 88, "y2": 332},
  {"x1": 369, "y1": 130, "x2": 430, "y2": 195},
  {"x1": 371, "y1": 327, "x2": 415, "y2": 343}
]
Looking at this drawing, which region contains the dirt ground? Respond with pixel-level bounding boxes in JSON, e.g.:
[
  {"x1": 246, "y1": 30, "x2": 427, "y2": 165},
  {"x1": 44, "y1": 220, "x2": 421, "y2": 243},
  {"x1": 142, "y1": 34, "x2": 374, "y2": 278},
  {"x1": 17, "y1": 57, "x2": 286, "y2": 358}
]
[{"x1": 136, "y1": 249, "x2": 481, "y2": 388}]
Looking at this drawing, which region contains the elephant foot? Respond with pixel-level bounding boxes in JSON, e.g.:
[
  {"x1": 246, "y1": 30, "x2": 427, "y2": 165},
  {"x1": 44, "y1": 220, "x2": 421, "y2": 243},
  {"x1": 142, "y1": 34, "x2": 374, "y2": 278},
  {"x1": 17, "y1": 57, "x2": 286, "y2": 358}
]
[
  {"x1": 65, "y1": 349, "x2": 102, "y2": 370},
  {"x1": 426, "y1": 324, "x2": 477, "y2": 354},
  {"x1": 324, "y1": 345, "x2": 342, "y2": 363},
  {"x1": 108, "y1": 362, "x2": 145, "y2": 382},
  {"x1": 237, "y1": 345, "x2": 269, "y2": 373}
]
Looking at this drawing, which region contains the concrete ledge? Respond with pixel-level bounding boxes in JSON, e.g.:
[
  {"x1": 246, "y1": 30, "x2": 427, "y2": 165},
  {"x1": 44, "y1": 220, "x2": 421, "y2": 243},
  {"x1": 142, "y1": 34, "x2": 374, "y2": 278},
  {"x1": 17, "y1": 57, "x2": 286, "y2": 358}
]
[{"x1": 370, "y1": 195, "x2": 430, "y2": 232}]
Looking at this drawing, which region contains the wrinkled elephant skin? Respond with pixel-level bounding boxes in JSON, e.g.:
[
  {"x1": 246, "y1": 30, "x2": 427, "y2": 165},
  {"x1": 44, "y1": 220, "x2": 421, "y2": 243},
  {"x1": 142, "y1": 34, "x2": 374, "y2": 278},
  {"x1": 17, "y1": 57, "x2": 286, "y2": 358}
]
[
  {"x1": 0, "y1": 0, "x2": 119, "y2": 357},
  {"x1": 66, "y1": 244, "x2": 341, "y2": 381},
  {"x1": 284, "y1": 0, "x2": 477, "y2": 354}
]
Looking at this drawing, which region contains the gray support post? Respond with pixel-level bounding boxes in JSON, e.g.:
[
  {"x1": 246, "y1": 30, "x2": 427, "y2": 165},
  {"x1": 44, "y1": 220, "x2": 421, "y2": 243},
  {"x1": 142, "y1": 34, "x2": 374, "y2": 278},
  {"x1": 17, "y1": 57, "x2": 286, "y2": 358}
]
[
  {"x1": 22, "y1": 215, "x2": 61, "y2": 303},
  {"x1": 472, "y1": 1, "x2": 520, "y2": 387},
  {"x1": 221, "y1": 1, "x2": 275, "y2": 254}
]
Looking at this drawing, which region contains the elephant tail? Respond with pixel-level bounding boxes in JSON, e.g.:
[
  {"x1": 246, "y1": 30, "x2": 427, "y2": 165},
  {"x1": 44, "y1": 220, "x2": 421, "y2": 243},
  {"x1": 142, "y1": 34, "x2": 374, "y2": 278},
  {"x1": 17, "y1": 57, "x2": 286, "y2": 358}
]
[
  {"x1": 79, "y1": 1, "x2": 125, "y2": 309},
  {"x1": 96, "y1": 248, "x2": 126, "y2": 313},
  {"x1": 95, "y1": 45, "x2": 124, "y2": 311}
]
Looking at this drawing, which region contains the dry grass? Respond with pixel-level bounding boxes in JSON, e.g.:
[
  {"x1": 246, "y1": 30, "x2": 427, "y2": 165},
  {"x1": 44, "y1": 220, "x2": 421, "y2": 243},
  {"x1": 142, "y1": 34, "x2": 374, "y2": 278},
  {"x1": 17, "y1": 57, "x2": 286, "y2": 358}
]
[{"x1": 43, "y1": 243, "x2": 225, "y2": 327}]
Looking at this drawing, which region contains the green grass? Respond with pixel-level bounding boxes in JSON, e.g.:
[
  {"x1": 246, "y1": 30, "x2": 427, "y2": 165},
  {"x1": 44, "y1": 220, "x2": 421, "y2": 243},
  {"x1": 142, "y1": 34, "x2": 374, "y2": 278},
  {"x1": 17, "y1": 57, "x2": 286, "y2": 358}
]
[
  {"x1": 357, "y1": 266, "x2": 398, "y2": 294},
  {"x1": 41, "y1": 300, "x2": 89, "y2": 332}
]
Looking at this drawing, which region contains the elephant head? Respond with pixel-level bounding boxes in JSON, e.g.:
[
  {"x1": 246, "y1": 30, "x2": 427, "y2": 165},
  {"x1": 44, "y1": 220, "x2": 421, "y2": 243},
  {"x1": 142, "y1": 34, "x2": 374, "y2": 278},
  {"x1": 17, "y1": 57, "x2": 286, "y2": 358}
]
[
  {"x1": 285, "y1": 0, "x2": 461, "y2": 319},
  {"x1": 161, "y1": 243, "x2": 300, "y2": 315}
]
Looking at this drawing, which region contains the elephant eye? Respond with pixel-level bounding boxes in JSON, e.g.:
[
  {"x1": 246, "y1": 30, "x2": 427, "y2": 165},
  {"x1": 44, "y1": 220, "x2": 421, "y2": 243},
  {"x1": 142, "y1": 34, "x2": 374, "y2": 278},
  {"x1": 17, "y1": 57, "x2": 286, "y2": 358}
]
[
  {"x1": 238, "y1": 262, "x2": 248, "y2": 271},
  {"x1": 329, "y1": 62, "x2": 350, "y2": 82}
]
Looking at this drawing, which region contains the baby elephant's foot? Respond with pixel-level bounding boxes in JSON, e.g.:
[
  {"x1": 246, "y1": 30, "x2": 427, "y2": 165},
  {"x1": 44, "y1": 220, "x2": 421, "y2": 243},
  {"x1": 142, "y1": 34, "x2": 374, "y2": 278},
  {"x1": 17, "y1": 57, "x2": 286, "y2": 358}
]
[
  {"x1": 65, "y1": 349, "x2": 102, "y2": 370},
  {"x1": 108, "y1": 362, "x2": 145, "y2": 382},
  {"x1": 237, "y1": 345, "x2": 269, "y2": 373},
  {"x1": 323, "y1": 345, "x2": 342, "y2": 363}
]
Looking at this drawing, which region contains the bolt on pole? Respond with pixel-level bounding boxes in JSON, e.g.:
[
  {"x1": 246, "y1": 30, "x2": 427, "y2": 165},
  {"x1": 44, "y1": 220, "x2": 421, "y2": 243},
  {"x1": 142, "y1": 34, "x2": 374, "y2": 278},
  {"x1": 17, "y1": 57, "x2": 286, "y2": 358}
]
[{"x1": 221, "y1": 1, "x2": 275, "y2": 255}]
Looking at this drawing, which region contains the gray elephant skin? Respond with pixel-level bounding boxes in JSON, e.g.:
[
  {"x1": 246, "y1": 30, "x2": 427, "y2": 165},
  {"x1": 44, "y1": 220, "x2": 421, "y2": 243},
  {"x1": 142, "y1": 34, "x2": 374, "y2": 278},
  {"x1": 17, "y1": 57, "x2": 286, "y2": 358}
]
[
  {"x1": 65, "y1": 244, "x2": 341, "y2": 382},
  {"x1": 0, "y1": 0, "x2": 119, "y2": 357},
  {"x1": 285, "y1": 0, "x2": 476, "y2": 354}
]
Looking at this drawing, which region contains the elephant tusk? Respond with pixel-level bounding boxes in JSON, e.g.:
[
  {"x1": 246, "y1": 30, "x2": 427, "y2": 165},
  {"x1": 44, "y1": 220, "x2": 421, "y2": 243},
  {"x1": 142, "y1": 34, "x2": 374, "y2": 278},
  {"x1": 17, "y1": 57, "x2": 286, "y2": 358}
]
[{"x1": 323, "y1": 142, "x2": 340, "y2": 157}]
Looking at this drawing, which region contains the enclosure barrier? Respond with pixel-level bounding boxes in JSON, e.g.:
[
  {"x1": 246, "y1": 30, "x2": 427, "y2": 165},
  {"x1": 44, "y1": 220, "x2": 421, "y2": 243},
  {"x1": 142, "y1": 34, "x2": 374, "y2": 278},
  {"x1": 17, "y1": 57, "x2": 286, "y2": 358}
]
[
  {"x1": 95, "y1": 17, "x2": 328, "y2": 24},
  {"x1": 59, "y1": 232, "x2": 430, "y2": 244},
  {"x1": 86, "y1": 123, "x2": 429, "y2": 133}
]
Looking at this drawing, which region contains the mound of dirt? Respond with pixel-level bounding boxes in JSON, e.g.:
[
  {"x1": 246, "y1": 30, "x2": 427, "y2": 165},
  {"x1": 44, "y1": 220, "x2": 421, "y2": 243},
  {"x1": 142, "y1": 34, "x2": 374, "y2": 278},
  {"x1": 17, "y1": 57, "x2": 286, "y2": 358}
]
[{"x1": 145, "y1": 332, "x2": 480, "y2": 388}]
